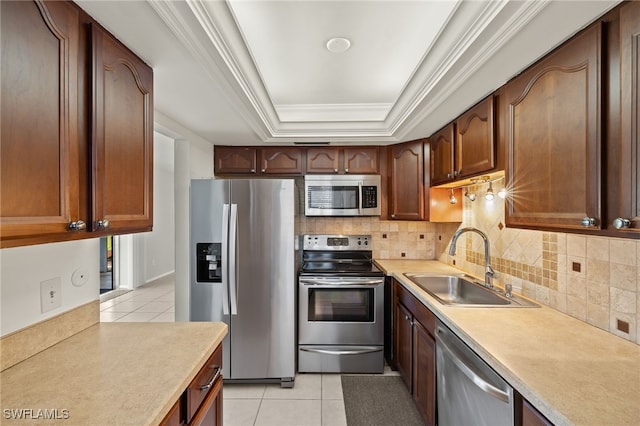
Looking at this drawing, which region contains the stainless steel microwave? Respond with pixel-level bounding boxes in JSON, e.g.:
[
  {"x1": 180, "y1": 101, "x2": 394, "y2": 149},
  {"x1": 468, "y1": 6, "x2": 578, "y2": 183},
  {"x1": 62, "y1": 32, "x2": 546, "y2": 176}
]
[{"x1": 304, "y1": 175, "x2": 381, "y2": 217}]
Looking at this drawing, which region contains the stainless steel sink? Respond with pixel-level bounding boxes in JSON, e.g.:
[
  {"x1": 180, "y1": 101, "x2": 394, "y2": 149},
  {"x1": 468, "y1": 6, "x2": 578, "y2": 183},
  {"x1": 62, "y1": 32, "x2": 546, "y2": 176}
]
[{"x1": 403, "y1": 273, "x2": 539, "y2": 307}]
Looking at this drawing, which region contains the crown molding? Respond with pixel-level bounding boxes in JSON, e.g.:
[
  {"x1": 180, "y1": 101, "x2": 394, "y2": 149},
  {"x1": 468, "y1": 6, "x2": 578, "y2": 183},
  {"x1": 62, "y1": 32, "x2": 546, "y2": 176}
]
[
  {"x1": 275, "y1": 103, "x2": 393, "y2": 123},
  {"x1": 149, "y1": 0, "x2": 553, "y2": 141}
]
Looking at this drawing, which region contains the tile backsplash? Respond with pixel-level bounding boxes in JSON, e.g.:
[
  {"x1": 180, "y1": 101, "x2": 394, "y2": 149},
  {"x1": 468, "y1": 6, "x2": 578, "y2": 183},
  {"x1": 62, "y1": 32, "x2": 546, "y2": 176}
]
[
  {"x1": 434, "y1": 180, "x2": 639, "y2": 346},
  {"x1": 297, "y1": 216, "x2": 437, "y2": 260}
]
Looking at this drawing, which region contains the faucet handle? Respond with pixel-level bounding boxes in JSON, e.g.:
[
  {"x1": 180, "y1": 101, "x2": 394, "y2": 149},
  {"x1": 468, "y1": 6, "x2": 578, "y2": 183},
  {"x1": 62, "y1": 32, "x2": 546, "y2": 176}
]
[{"x1": 505, "y1": 284, "x2": 513, "y2": 298}]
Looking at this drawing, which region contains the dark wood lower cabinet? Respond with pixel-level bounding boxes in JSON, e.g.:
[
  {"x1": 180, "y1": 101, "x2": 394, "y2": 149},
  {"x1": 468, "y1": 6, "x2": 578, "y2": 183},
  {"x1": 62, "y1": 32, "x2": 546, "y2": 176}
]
[
  {"x1": 392, "y1": 279, "x2": 436, "y2": 426},
  {"x1": 160, "y1": 345, "x2": 223, "y2": 426}
]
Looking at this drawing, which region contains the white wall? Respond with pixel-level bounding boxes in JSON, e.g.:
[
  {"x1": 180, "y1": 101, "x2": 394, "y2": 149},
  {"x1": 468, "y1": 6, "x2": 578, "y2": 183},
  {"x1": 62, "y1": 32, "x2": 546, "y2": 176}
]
[
  {"x1": 154, "y1": 111, "x2": 215, "y2": 321},
  {"x1": 143, "y1": 132, "x2": 176, "y2": 283},
  {"x1": 0, "y1": 239, "x2": 99, "y2": 336}
]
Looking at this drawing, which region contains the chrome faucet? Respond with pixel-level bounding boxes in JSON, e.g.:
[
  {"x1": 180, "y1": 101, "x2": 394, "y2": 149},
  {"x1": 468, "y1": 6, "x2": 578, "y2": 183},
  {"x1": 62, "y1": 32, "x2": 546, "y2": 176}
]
[{"x1": 448, "y1": 227, "x2": 495, "y2": 288}]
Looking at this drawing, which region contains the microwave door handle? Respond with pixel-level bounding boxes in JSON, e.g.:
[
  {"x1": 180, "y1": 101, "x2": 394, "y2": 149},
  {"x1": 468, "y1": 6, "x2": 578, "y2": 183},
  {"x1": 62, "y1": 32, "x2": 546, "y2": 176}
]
[
  {"x1": 358, "y1": 181, "x2": 363, "y2": 215},
  {"x1": 221, "y1": 204, "x2": 230, "y2": 316},
  {"x1": 229, "y1": 204, "x2": 238, "y2": 316}
]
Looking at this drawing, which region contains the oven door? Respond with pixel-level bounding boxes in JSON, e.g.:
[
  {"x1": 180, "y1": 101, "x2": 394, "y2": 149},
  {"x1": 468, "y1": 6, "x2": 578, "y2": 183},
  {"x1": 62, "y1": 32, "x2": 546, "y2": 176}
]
[{"x1": 298, "y1": 276, "x2": 384, "y2": 345}]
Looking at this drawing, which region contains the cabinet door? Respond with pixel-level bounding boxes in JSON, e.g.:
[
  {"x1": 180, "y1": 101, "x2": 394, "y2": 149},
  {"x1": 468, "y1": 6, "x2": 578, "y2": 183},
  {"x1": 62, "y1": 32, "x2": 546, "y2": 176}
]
[
  {"x1": 412, "y1": 320, "x2": 436, "y2": 426},
  {"x1": 429, "y1": 124, "x2": 455, "y2": 186},
  {"x1": 616, "y1": 2, "x2": 640, "y2": 233},
  {"x1": 456, "y1": 96, "x2": 495, "y2": 179},
  {"x1": 214, "y1": 146, "x2": 258, "y2": 175},
  {"x1": 394, "y1": 301, "x2": 413, "y2": 392},
  {"x1": 306, "y1": 147, "x2": 340, "y2": 174},
  {"x1": 1, "y1": 0, "x2": 82, "y2": 246},
  {"x1": 343, "y1": 147, "x2": 379, "y2": 174},
  {"x1": 504, "y1": 23, "x2": 602, "y2": 230},
  {"x1": 522, "y1": 399, "x2": 553, "y2": 426},
  {"x1": 260, "y1": 147, "x2": 303, "y2": 175},
  {"x1": 389, "y1": 140, "x2": 425, "y2": 220},
  {"x1": 92, "y1": 24, "x2": 153, "y2": 233}
]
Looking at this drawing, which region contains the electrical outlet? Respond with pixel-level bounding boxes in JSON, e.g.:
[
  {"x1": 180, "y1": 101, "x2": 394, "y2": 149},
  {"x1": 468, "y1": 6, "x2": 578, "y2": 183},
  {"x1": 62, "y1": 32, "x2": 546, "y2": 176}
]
[{"x1": 40, "y1": 277, "x2": 61, "y2": 313}]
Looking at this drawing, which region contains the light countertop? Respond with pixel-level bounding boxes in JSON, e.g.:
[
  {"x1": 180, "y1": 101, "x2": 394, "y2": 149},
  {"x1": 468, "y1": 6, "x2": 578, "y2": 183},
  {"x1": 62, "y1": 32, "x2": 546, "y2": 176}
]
[
  {"x1": 0, "y1": 322, "x2": 227, "y2": 425},
  {"x1": 376, "y1": 259, "x2": 640, "y2": 426}
]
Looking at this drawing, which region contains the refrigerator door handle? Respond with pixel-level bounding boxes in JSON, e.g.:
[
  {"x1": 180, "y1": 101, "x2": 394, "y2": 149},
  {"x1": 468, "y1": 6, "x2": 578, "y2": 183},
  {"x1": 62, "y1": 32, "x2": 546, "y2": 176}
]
[
  {"x1": 229, "y1": 203, "x2": 239, "y2": 315},
  {"x1": 221, "y1": 203, "x2": 230, "y2": 316}
]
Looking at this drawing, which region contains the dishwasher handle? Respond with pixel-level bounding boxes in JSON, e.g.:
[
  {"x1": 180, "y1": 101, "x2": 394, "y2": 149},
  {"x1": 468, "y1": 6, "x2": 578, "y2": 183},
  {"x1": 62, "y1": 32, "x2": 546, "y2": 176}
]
[{"x1": 436, "y1": 326, "x2": 511, "y2": 403}]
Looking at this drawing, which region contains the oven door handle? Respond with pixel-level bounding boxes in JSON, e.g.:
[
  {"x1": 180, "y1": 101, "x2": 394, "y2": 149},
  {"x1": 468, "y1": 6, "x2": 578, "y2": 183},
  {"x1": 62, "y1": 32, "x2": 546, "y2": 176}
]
[
  {"x1": 300, "y1": 347, "x2": 382, "y2": 356},
  {"x1": 299, "y1": 279, "x2": 383, "y2": 286}
]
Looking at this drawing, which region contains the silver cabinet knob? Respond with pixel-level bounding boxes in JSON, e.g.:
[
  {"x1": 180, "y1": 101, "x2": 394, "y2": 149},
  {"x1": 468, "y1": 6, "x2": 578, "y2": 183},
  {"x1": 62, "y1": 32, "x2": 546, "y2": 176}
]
[
  {"x1": 334, "y1": 168, "x2": 338, "y2": 173},
  {"x1": 581, "y1": 217, "x2": 597, "y2": 227},
  {"x1": 250, "y1": 168, "x2": 256, "y2": 173},
  {"x1": 97, "y1": 219, "x2": 111, "y2": 230},
  {"x1": 391, "y1": 214, "x2": 396, "y2": 219},
  {"x1": 345, "y1": 168, "x2": 349, "y2": 173},
  {"x1": 261, "y1": 168, "x2": 266, "y2": 173},
  {"x1": 454, "y1": 170, "x2": 459, "y2": 177},
  {"x1": 68, "y1": 220, "x2": 86, "y2": 231},
  {"x1": 613, "y1": 218, "x2": 631, "y2": 229},
  {"x1": 446, "y1": 173, "x2": 451, "y2": 179}
]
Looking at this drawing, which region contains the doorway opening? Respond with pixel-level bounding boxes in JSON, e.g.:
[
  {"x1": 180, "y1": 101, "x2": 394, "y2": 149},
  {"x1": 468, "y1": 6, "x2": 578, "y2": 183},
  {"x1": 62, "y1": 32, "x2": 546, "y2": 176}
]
[{"x1": 100, "y1": 236, "x2": 114, "y2": 294}]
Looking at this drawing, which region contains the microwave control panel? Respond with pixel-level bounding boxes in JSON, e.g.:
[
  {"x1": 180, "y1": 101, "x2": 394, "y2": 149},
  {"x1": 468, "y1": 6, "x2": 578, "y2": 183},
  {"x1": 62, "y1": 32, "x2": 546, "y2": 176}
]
[{"x1": 362, "y1": 186, "x2": 378, "y2": 208}]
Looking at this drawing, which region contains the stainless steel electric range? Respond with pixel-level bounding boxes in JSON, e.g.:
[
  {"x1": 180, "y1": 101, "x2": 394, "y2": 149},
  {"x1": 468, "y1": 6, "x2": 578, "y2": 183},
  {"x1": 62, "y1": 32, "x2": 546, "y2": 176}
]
[{"x1": 298, "y1": 234, "x2": 385, "y2": 373}]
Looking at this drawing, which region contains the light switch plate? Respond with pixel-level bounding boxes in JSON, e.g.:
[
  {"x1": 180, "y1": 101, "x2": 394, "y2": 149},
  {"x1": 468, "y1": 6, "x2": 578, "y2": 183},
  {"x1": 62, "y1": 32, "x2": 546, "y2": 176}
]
[{"x1": 40, "y1": 277, "x2": 62, "y2": 313}]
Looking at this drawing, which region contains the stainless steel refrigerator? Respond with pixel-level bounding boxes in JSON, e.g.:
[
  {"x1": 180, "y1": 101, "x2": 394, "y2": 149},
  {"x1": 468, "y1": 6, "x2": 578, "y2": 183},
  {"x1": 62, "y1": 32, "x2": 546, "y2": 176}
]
[{"x1": 190, "y1": 178, "x2": 296, "y2": 387}]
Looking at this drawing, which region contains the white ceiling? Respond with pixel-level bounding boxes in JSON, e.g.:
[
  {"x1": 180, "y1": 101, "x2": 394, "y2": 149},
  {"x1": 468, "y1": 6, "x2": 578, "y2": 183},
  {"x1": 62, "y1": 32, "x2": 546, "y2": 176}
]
[{"x1": 75, "y1": 0, "x2": 619, "y2": 145}]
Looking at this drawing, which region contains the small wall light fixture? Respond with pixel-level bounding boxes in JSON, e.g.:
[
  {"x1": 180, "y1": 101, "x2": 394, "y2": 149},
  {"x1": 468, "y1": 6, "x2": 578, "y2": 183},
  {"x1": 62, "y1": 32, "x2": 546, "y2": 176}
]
[
  {"x1": 485, "y1": 182, "x2": 495, "y2": 201},
  {"x1": 449, "y1": 189, "x2": 457, "y2": 204},
  {"x1": 498, "y1": 187, "x2": 508, "y2": 199}
]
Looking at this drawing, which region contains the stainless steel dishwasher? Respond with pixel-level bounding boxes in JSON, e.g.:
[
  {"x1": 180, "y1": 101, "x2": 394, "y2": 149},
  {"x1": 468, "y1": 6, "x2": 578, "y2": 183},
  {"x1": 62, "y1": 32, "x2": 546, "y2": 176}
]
[{"x1": 436, "y1": 321, "x2": 514, "y2": 426}]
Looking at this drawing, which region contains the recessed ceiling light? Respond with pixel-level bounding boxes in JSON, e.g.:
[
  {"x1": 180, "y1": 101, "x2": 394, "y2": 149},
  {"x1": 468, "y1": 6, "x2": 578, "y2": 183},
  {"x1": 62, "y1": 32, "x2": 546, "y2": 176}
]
[{"x1": 326, "y1": 37, "x2": 351, "y2": 53}]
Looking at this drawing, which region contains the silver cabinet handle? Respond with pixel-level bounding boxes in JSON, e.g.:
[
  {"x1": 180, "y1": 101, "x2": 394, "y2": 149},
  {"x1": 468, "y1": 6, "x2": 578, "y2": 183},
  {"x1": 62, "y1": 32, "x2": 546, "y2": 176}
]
[
  {"x1": 581, "y1": 217, "x2": 597, "y2": 227},
  {"x1": 96, "y1": 219, "x2": 110, "y2": 230},
  {"x1": 68, "y1": 220, "x2": 86, "y2": 231},
  {"x1": 613, "y1": 218, "x2": 631, "y2": 229},
  {"x1": 199, "y1": 365, "x2": 222, "y2": 392},
  {"x1": 436, "y1": 327, "x2": 510, "y2": 403}
]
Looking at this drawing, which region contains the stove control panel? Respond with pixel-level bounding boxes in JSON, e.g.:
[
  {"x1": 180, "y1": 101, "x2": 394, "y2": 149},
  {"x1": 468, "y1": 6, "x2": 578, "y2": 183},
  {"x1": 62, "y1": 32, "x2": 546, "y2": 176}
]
[{"x1": 303, "y1": 234, "x2": 371, "y2": 251}]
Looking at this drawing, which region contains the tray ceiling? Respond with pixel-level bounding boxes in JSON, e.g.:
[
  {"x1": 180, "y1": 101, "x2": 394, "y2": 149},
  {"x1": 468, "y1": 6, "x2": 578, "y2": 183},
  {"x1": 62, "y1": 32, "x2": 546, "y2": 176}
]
[{"x1": 76, "y1": 0, "x2": 620, "y2": 145}]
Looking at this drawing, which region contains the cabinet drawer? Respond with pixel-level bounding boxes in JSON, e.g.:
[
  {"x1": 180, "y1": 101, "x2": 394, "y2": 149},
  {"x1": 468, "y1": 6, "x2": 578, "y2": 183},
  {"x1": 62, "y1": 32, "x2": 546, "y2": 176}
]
[
  {"x1": 186, "y1": 346, "x2": 222, "y2": 424},
  {"x1": 395, "y1": 281, "x2": 436, "y2": 335}
]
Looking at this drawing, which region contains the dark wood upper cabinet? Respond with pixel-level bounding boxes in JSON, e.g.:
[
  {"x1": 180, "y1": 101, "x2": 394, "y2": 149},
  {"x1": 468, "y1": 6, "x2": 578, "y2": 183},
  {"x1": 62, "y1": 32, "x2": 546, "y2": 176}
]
[
  {"x1": 430, "y1": 96, "x2": 496, "y2": 187},
  {"x1": 91, "y1": 24, "x2": 153, "y2": 234},
  {"x1": 1, "y1": 0, "x2": 81, "y2": 246},
  {"x1": 306, "y1": 146, "x2": 379, "y2": 174},
  {"x1": 389, "y1": 140, "x2": 425, "y2": 220},
  {"x1": 343, "y1": 147, "x2": 379, "y2": 174},
  {"x1": 429, "y1": 124, "x2": 455, "y2": 186},
  {"x1": 214, "y1": 146, "x2": 258, "y2": 175},
  {"x1": 611, "y1": 2, "x2": 640, "y2": 234},
  {"x1": 305, "y1": 147, "x2": 340, "y2": 173},
  {"x1": 0, "y1": 1, "x2": 154, "y2": 247},
  {"x1": 214, "y1": 146, "x2": 302, "y2": 176},
  {"x1": 260, "y1": 147, "x2": 303, "y2": 175},
  {"x1": 455, "y1": 96, "x2": 495, "y2": 179},
  {"x1": 503, "y1": 22, "x2": 602, "y2": 231}
]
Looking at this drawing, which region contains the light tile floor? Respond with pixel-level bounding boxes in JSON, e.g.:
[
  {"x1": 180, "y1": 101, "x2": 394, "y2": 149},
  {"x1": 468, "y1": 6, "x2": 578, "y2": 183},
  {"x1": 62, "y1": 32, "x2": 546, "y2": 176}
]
[{"x1": 99, "y1": 275, "x2": 400, "y2": 425}]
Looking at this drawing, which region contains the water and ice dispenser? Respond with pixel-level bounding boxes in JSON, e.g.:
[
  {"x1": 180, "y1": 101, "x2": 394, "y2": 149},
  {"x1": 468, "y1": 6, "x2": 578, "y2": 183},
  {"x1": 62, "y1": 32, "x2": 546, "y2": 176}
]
[{"x1": 195, "y1": 243, "x2": 222, "y2": 282}]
